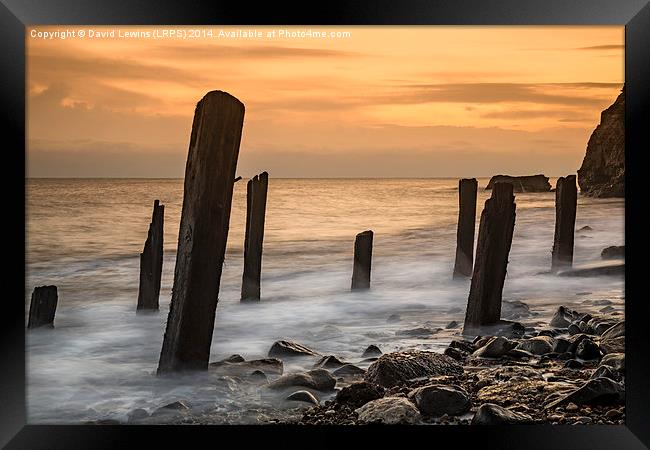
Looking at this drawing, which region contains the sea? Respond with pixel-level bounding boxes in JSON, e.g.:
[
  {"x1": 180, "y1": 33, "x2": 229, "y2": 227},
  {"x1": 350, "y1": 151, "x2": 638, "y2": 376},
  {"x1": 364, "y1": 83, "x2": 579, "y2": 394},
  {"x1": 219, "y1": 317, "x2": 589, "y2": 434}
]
[{"x1": 25, "y1": 178, "x2": 625, "y2": 424}]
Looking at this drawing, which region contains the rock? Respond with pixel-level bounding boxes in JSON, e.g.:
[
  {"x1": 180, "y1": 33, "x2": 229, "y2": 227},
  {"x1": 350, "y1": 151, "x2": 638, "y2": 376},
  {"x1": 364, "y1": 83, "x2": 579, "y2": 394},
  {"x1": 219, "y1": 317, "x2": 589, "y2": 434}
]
[
  {"x1": 446, "y1": 320, "x2": 460, "y2": 329},
  {"x1": 516, "y1": 336, "x2": 555, "y2": 355},
  {"x1": 564, "y1": 359, "x2": 584, "y2": 370},
  {"x1": 472, "y1": 336, "x2": 518, "y2": 358},
  {"x1": 449, "y1": 339, "x2": 475, "y2": 353},
  {"x1": 268, "y1": 340, "x2": 320, "y2": 358},
  {"x1": 286, "y1": 390, "x2": 319, "y2": 405},
  {"x1": 601, "y1": 321, "x2": 625, "y2": 340},
  {"x1": 333, "y1": 364, "x2": 366, "y2": 376},
  {"x1": 209, "y1": 357, "x2": 283, "y2": 376},
  {"x1": 557, "y1": 262, "x2": 624, "y2": 277},
  {"x1": 506, "y1": 348, "x2": 534, "y2": 360},
  {"x1": 587, "y1": 317, "x2": 618, "y2": 335},
  {"x1": 480, "y1": 366, "x2": 544, "y2": 382},
  {"x1": 465, "y1": 320, "x2": 525, "y2": 339},
  {"x1": 471, "y1": 403, "x2": 534, "y2": 425},
  {"x1": 266, "y1": 369, "x2": 336, "y2": 392},
  {"x1": 152, "y1": 401, "x2": 190, "y2": 417},
  {"x1": 576, "y1": 338, "x2": 601, "y2": 360},
  {"x1": 127, "y1": 408, "x2": 149, "y2": 423},
  {"x1": 577, "y1": 87, "x2": 624, "y2": 198},
  {"x1": 249, "y1": 370, "x2": 268, "y2": 383},
  {"x1": 546, "y1": 377, "x2": 625, "y2": 408},
  {"x1": 313, "y1": 355, "x2": 347, "y2": 369},
  {"x1": 364, "y1": 350, "x2": 463, "y2": 388},
  {"x1": 478, "y1": 380, "x2": 574, "y2": 404},
  {"x1": 501, "y1": 300, "x2": 533, "y2": 320},
  {"x1": 600, "y1": 336, "x2": 625, "y2": 354},
  {"x1": 578, "y1": 226, "x2": 593, "y2": 231},
  {"x1": 566, "y1": 402, "x2": 579, "y2": 412},
  {"x1": 387, "y1": 314, "x2": 402, "y2": 323},
  {"x1": 599, "y1": 306, "x2": 615, "y2": 313},
  {"x1": 601, "y1": 246, "x2": 624, "y2": 259},
  {"x1": 550, "y1": 306, "x2": 582, "y2": 328},
  {"x1": 395, "y1": 327, "x2": 437, "y2": 337},
  {"x1": 335, "y1": 381, "x2": 384, "y2": 408},
  {"x1": 362, "y1": 345, "x2": 382, "y2": 358},
  {"x1": 221, "y1": 354, "x2": 245, "y2": 363},
  {"x1": 485, "y1": 175, "x2": 551, "y2": 193},
  {"x1": 355, "y1": 397, "x2": 421, "y2": 424},
  {"x1": 568, "y1": 324, "x2": 582, "y2": 335},
  {"x1": 553, "y1": 338, "x2": 571, "y2": 354},
  {"x1": 605, "y1": 409, "x2": 623, "y2": 419},
  {"x1": 590, "y1": 365, "x2": 621, "y2": 381},
  {"x1": 443, "y1": 347, "x2": 465, "y2": 361},
  {"x1": 408, "y1": 384, "x2": 471, "y2": 417},
  {"x1": 599, "y1": 353, "x2": 625, "y2": 373}
]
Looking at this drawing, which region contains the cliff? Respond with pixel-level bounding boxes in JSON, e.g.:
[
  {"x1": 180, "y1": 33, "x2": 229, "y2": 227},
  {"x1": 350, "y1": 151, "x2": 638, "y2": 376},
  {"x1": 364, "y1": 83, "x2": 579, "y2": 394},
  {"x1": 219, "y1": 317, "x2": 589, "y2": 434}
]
[{"x1": 577, "y1": 87, "x2": 625, "y2": 197}]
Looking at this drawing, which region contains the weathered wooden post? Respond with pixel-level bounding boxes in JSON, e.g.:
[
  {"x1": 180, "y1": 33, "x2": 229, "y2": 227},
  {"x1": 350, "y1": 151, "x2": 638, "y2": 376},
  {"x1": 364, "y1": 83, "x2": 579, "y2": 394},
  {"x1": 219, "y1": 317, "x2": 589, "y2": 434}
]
[
  {"x1": 551, "y1": 175, "x2": 577, "y2": 272},
  {"x1": 453, "y1": 178, "x2": 478, "y2": 278},
  {"x1": 241, "y1": 171, "x2": 269, "y2": 301},
  {"x1": 157, "y1": 91, "x2": 244, "y2": 374},
  {"x1": 463, "y1": 183, "x2": 516, "y2": 333},
  {"x1": 137, "y1": 199, "x2": 164, "y2": 311},
  {"x1": 28, "y1": 285, "x2": 58, "y2": 328},
  {"x1": 351, "y1": 230, "x2": 373, "y2": 290}
]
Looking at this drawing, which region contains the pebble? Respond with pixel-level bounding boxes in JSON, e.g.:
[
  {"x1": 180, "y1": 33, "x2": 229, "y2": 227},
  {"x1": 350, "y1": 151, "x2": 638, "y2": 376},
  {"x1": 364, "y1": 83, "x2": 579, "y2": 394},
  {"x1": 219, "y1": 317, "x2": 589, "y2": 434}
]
[{"x1": 566, "y1": 403, "x2": 579, "y2": 412}]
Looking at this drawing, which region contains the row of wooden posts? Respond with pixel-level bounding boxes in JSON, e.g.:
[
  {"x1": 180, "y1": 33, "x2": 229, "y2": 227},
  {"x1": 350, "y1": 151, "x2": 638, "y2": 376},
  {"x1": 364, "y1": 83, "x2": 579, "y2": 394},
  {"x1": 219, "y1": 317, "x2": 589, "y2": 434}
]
[{"x1": 27, "y1": 91, "x2": 578, "y2": 378}]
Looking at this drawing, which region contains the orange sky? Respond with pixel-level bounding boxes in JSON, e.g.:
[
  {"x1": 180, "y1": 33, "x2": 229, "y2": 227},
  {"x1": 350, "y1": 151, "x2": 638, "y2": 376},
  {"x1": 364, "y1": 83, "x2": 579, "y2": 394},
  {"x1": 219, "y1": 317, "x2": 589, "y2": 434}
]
[{"x1": 27, "y1": 26, "x2": 624, "y2": 177}]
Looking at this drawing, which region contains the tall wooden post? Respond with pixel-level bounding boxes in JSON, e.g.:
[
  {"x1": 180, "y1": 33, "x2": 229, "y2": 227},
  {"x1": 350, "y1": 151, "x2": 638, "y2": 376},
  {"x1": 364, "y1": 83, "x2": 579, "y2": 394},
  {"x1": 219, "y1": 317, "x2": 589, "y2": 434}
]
[
  {"x1": 551, "y1": 175, "x2": 577, "y2": 272},
  {"x1": 137, "y1": 199, "x2": 164, "y2": 311},
  {"x1": 158, "y1": 91, "x2": 244, "y2": 374},
  {"x1": 241, "y1": 171, "x2": 269, "y2": 301},
  {"x1": 28, "y1": 285, "x2": 58, "y2": 328},
  {"x1": 463, "y1": 183, "x2": 516, "y2": 333},
  {"x1": 453, "y1": 178, "x2": 478, "y2": 278},
  {"x1": 351, "y1": 230, "x2": 373, "y2": 290}
]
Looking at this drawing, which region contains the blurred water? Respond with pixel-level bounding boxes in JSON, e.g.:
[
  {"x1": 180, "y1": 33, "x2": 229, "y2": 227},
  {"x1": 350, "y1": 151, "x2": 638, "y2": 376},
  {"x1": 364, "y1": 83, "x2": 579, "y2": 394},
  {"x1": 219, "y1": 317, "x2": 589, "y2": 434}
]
[{"x1": 25, "y1": 178, "x2": 624, "y2": 423}]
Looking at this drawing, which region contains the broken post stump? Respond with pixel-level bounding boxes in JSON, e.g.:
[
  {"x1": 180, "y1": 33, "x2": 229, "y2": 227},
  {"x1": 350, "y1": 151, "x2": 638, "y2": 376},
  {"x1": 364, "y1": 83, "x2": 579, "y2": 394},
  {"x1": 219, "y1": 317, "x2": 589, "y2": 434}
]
[
  {"x1": 453, "y1": 178, "x2": 478, "y2": 278},
  {"x1": 551, "y1": 175, "x2": 577, "y2": 272},
  {"x1": 157, "y1": 91, "x2": 245, "y2": 374},
  {"x1": 463, "y1": 183, "x2": 516, "y2": 334},
  {"x1": 28, "y1": 285, "x2": 58, "y2": 328},
  {"x1": 351, "y1": 230, "x2": 373, "y2": 290},
  {"x1": 137, "y1": 199, "x2": 164, "y2": 311},
  {"x1": 241, "y1": 172, "x2": 269, "y2": 301}
]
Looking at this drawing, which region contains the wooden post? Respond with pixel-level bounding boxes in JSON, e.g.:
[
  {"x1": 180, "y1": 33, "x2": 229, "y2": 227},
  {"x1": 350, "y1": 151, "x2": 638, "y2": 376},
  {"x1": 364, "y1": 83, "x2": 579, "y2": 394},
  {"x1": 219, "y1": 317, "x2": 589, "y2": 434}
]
[
  {"x1": 463, "y1": 183, "x2": 516, "y2": 333},
  {"x1": 351, "y1": 230, "x2": 373, "y2": 290},
  {"x1": 137, "y1": 199, "x2": 164, "y2": 311},
  {"x1": 28, "y1": 286, "x2": 58, "y2": 328},
  {"x1": 157, "y1": 91, "x2": 244, "y2": 374},
  {"x1": 241, "y1": 171, "x2": 269, "y2": 301},
  {"x1": 551, "y1": 175, "x2": 577, "y2": 272},
  {"x1": 453, "y1": 178, "x2": 478, "y2": 278}
]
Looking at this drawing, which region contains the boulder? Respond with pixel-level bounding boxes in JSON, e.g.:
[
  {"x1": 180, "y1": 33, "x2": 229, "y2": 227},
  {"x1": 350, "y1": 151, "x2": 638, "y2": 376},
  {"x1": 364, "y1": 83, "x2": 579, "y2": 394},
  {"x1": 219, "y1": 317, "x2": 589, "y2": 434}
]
[
  {"x1": 361, "y1": 345, "x2": 382, "y2": 358},
  {"x1": 549, "y1": 306, "x2": 582, "y2": 328},
  {"x1": 408, "y1": 384, "x2": 471, "y2": 417},
  {"x1": 364, "y1": 350, "x2": 463, "y2": 388},
  {"x1": 151, "y1": 400, "x2": 190, "y2": 417},
  {"x1": 599, "y1": 353, "x2": 625, "y2": 374},
  {"x1": 601, "y1": 321, "x2": 625, "y2": 340},
  {"x1": 515, "y1": 336, "x2": 555, "y2": 355},
  {"x1": 335, "y1": 381, "x2": 384, "y2": 408},
  {"x1": 313, "y1": 355, "x2": 347, "y2": 369},
  {"x1": 600, "y1": 336, "x2": 625, "y2": 355},
  {"x1": 395, "y1": 327, "x2": 437, "y2": 337},
  {"x1": 446, "y1": 320, "x2": 460, "y2": 329},
  {"x1": 443, "y1": 347, "x2": 465, "y2": 361},
  {"x1": 449, "y1": 339, "x2": 475, "y2": 353},
  {"x1": 577, "y1": 88, "x2": 624, "y2": 198},
  {"x1": 127, "y1": 408, "x2": 149, "y2": 423},
  {"x1": 266, "y1": 369, "x2": 336, "y2": 392},
  {"x1": 601, "y1": 246, "x2": 624, "y2": 260},
  {"x1": 333, "y1": 364, "x2": 366, "y2": 376},
  {"x1": 472, "y1": 336, "x2": 518, "y2": 358},
  {"x1": 209, "y1": 357, "x2": 283, "y2": 376},
  {"x1": 576, "y1": 338, "x2": 601, "y2": 360},
  {"x1": 471, "y1": 403, "x2": 534, "y2": 425},
  {"x1": 355, "y1": 397, "x2": 421, "y2": 424},
  {"x1": 268, "y1": 340, "x2": 320, "y2": 358},
  {"x1": 590, "y1": 365, "x2": 622, "y2": 382},
  {"x1": 286, "y1": 390, "x2": 319, "y2": 405},
  {"x1": 501, "y1": 300, "x2": 533, "y2": 320},
  {"x1": 546, "y1": 377, "x2": 625, "y2": 408},
  {"x1": 485, "y1": 175, "x2": 551, "y2": 193}
]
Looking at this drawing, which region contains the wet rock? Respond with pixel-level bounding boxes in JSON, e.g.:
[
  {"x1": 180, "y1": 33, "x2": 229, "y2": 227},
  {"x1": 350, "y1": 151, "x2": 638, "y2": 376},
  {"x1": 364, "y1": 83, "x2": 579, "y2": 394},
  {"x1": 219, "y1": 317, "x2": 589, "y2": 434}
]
[
  {"x1": 557, "y1": 262, "x2": 624, "y2": 277},
  {"x1": 408, "y1": 384, "x2": 471, "y2": 417},
  {"x1": 600, "y1": 336, "x2": 624, "y2": 355},
  {"x1": 590, "y1": 365, "x2": 621, "y2": 382},
  {"x1": 127, "y1": 408, "x2": 149, "y2": 423},
  {"x1": 152, "y1": 401, "x2": 190, "y2": 417},
  {"x1": 266, "y1": 369, "x2": 336, "y2": 392},
  {"x1": 564, "y1": 359, "x2": 584, "y2": 370},
  {"x1": 355, "y1": 397, "x2": 421, "y2": 424},
  {"x1": 364, "y1": 350, "x2": 463, "y2": 388},
  {"x1": 466, "y1": 320, "x2": 525, "y2": 339},
  {"x1": 516, "y1": 336, "x2": 555, "y2": 355},
  {"x1": 362, "y1": 345, "x2": 382, "y2": 358},
  {"x1": 333, "y1": 364, "x2": 365, "y2": 376},
  {"x1": 268, "y1": 340, "x2": 320, "y2": 358},
  {"x1": 599, "y1": 353, "x2": 625, "y2": 373},
  {"x1": 553, "y1": 338, "x2": 571, "y2": 354},
  {"x1": 601, "y1": 321, "x2": 624, "y2": 340},
  {"x1": 587, "y1": 317, "x2": 618, "y2": 335},
  {"x1": 313, "y1": 355, "x2": 347, "y2": 369},
  {"x1": 471, "y1": 403, "x2": 534, "y2": 425},
  {"x1": 550, "y1": 306, "x2": 584, "y2": 328},
  {"x1": 395, "y1": 327, "x2": 437, "y2": 337},
  {"x1": 249, "y1": 370, "x2": 268, "y2": 383},
  {"x1": 568, "y1": 324, "x2": 582, "y2": 336},
  {"x1": 209, "y1": 357, "x2": 283, "y2": 376},
  {"x1": 601, "y1": 246, "x2": 624, "y2": 259},
  {"x1": 502, "y1": 300, "x2": 533, "y2": 320},
  {"x1": 472, "y1": 336, "x2": 518, "y2": 358},
  {"x1": 286, "y1": 390, "x2": 319, "y2": 405},
  {"x1": 446, "y1": 320, "x2": 460, "y2": 329},
  {"x1": 387, "y1": 314, "x2": 402, "y2": 323},
  {"x1": 336, "y1": 381, "x2": 385, "y2": 408},
  {"x1": 546, "y1": 377, "x2": 625, "y2": 408},
  {"x1": 578, "y1": 226, "x2": 593, "y2": 231},
  {"x1": 599, "y1": 306, "x2": 615, "y2": 313},
  {"x1": 505, "y1": 348, "x2": 534, "y2": 360},
  {"x1": 443, "y1": 347, "x2": 465, "y2": 361},
  {"x1": 221, "y1": 354, "x2": 245, "y2": 363},
  {"x1": 567, "y1": 334, "x2": 590, "y2": 354},
  {"x1": 576, "y1": 338, "x2": 601, "y2": 360},
  {"x1": 449, "y1": 339, "x2": 475, "y2": 353}
]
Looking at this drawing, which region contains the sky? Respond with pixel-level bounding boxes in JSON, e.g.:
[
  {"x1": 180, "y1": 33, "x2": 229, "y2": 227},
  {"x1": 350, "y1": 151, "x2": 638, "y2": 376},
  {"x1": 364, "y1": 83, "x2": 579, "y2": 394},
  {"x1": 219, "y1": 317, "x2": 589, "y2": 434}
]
[{"x1": 27, "y1": 26, "x2": 624, "y2": 178}]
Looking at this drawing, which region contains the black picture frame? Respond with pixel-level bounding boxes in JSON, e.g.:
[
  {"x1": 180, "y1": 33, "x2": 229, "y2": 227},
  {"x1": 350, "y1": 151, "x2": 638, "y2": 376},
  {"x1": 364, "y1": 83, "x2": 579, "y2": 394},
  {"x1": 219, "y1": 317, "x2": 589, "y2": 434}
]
[{"x1": 2, "y1": 1, "x2": 649, "y2": 448}]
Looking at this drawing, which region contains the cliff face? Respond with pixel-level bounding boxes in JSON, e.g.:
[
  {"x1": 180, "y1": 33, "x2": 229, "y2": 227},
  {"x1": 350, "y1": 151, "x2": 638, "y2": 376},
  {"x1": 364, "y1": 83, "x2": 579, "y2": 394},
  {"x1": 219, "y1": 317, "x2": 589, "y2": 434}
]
[{"x1": 577, "y1": 88, "x2": 625, "y2": 197}]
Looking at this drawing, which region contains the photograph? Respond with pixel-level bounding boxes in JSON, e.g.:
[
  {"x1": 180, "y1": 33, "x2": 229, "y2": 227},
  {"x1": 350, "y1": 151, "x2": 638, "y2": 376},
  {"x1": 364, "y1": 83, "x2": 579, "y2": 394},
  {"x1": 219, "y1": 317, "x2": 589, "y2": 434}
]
[{"x1": 23, "y1": 24, "x2": 628, "y2": 428}]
